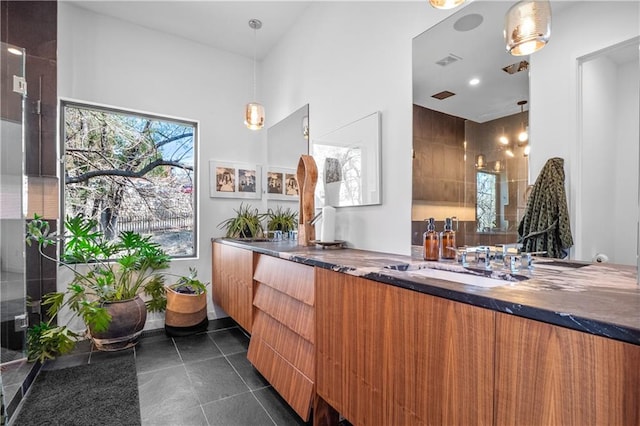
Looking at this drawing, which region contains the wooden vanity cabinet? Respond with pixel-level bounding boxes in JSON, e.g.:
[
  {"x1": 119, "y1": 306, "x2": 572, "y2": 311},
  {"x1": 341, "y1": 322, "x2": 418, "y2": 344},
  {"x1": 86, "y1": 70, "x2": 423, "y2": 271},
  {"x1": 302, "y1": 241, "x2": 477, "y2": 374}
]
[
  {"x1": 315, "y1": 268, "x2": 495, "y2": 426},
  {"x1": 247, "y1": 254, "x2": 316, "y2": 421},
  {"x1": 211, "y1": 242, "x2": 254, "y2": 332},
  {"x1": 495, "y1": 313, "x2": 640, "y2": 426}
]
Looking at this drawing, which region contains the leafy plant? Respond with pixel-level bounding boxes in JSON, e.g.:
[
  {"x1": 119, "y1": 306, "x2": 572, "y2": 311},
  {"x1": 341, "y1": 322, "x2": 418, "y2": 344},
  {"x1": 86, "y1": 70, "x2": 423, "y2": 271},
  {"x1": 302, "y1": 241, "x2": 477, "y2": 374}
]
[
  {"x1": 25, "y1": 213, "x2": 171, "y2": 362},
  {"x1": 265, "y1": 206, "x2": 298, "y2": 233},
  {"x1": 169, "y1": 267, "x2": 208, "y2": 295},
  {"x1": 217, "y1": 203, "x2": 265, "y2": 239}
]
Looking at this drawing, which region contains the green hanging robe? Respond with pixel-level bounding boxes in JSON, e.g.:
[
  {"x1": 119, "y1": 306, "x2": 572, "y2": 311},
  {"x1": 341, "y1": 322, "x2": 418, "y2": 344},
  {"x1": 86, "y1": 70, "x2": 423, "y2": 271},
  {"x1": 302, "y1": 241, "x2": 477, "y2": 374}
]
[{"x1": 518, "y1": 157, "x2": 574, "y2": 258}]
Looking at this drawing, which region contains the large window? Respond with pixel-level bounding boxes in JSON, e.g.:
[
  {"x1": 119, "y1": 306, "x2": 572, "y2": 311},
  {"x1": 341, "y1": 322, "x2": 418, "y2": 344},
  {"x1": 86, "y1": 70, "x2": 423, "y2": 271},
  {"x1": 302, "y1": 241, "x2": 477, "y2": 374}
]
[{"x1": 61, "y1": 101, "x2": 197, "y2": 257}]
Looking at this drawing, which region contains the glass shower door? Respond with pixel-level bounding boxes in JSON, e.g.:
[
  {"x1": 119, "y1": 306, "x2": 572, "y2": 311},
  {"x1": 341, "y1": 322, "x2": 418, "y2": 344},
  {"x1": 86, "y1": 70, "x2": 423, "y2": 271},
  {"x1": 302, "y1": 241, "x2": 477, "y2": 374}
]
[{"x1": 1, "y1": 42, "x2": 27, "y2": 363}]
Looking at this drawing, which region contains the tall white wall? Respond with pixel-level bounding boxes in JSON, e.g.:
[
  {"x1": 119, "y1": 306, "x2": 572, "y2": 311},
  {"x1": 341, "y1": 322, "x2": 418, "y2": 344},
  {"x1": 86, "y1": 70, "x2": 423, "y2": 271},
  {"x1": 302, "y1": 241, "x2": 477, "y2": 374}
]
[
  {"x1": 262, "y1": 1, "x2": 449, "y2": 255},
  {"x1": 58, "y1": 3, "x2": 268, "y2": 324},
  {"x1": 529, "y1": 1, "x2": 639, "y2": 262},
  {"x1": 579, "y1": 56, "x2": 617, "y2": 262},
  {"x1": 613, "y1": 58, "x2": 639, "y2": 265}
]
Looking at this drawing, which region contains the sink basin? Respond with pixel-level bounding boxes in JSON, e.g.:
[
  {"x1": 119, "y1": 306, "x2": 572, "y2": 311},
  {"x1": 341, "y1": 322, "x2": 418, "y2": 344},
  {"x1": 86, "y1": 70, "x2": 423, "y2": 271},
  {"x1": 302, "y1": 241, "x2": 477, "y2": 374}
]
[
  {"x1": 384, "y1": 261, "x2": 528, "y2": 288},
  {"x1": 405, "y1": 267, "x2": 512, "y2": 288}
]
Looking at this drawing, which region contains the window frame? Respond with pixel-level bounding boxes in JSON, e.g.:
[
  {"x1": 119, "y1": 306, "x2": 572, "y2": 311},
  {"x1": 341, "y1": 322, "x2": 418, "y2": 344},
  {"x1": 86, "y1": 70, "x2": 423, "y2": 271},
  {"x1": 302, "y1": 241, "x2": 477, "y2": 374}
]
[{"x1": 59, "y1": 99, "x2": 199, "y2": 260}]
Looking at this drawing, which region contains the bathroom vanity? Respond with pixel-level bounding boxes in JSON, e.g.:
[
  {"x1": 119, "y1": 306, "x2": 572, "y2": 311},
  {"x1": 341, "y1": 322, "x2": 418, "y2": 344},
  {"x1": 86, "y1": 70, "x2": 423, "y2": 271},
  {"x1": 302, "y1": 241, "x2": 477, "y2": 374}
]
[{"x1": 211, "y1": 238, "x2": 640, "y2": 425}]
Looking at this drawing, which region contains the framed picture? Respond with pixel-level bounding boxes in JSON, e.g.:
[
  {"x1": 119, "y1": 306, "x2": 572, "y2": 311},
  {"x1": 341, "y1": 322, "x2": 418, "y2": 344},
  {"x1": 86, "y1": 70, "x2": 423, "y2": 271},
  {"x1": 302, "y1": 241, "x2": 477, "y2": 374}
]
[
  {"x1": 265, "y1": 167, "x2": 299, "y2": 200},
  {"x1": 209, "y1": 161, "x2": 262, "y2": 199}
]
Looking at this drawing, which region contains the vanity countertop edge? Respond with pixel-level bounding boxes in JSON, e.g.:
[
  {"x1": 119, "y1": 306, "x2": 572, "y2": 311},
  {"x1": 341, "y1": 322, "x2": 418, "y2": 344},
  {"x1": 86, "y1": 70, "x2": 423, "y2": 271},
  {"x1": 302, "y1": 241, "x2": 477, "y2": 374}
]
[{"x1": 213, "y1": 238, "x2": 640, "y2": 346}]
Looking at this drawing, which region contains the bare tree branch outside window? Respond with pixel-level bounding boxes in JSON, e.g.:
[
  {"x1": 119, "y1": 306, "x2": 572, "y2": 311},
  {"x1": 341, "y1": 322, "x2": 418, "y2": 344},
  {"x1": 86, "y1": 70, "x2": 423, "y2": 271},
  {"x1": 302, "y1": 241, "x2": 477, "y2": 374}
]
[{"x1": 62, "y1": 102, "x2": 197, "y2": 257}]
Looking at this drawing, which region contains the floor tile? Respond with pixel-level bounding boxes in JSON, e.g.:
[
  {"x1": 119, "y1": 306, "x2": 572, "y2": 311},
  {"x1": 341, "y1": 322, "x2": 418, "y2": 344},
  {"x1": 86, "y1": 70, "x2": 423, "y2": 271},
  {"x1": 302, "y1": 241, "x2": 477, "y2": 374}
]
[
  {"x1": 174, "y1": 333, "x2": 223, "y2": 363},
  {"x1": 142, "y1": 404, "x2": 208, "y2": 426},
  {"x1": 138, "y1": 364, "x2": 200, "y2": 420},
  {"x1": 253, "y1": 386, "x2": 311, "y2": 426},
  {"x1": 184, "y1": 356, "x2": 250, "y2": 404},
  {"x1": 209, "y1": 327, "x2": 249, "y2": 355},
  {"x1": 202, "y1": 392, "x2": 275, "y2": 426},
  {"x1": 9, "y1": 322, "x2": 307, "y2": 426},
  {"x1": 226, "y1": 351, "x2": 269, "y2": 390},
  {"x1": 90, "y1": 347, "x2": 135, "y2": 364},
  {"x1": 134, "y1": 336, "x2": 182, "y2": 374}
]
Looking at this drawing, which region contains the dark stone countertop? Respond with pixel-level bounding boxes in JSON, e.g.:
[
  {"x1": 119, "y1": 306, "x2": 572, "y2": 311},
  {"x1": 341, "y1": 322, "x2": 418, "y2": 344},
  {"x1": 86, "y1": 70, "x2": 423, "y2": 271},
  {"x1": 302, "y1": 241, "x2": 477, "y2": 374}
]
[{"x1": 213, "y1": 238, "x2": 640, "y2": 346}]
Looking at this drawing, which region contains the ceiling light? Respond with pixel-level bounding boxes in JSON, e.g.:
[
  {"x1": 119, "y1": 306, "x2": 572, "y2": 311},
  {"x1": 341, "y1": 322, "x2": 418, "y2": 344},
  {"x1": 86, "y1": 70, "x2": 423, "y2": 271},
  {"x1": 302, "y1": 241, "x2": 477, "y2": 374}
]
[
  {"x1": 499, "y1": 135, "x2": 509, "y2": 145},
  {"x1": 469, "y1": 78, "x2": 480, "y2": 86},
  {"x1": 475, "y1": 154, "x2": 486, "y2": 169},
  {"x1": 518, "y1": 128, "x2": 529, "y2": 142},
  {"x1": 429, "y1": 0, "x2": 466, "y2": 10},
  {"x1": 524, "y1": 144, "x2": 531, "y2": 156},
  {"x1": 504, "y1": 0, "x2": 552, "y2": 56},
  {"x1": 7, "y1": 47, "x2": 22, "y2": 56},
  {"x1": 505, "y1": 149, "x2": 515, "y2": 158},
  {"x1": 244, "y1": 19, "x2": 265, "y2": 131}
]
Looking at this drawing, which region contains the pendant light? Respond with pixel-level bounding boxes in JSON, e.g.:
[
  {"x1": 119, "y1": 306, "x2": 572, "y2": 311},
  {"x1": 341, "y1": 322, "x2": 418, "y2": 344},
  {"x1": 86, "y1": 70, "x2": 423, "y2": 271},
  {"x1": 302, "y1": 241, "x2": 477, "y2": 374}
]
[
  {"x1": 429, "y1": 0, "x2": 466, "y2": 10},
  {"x1": 244, "y1": 19, "x2": 265, "y2": 130},
  {"x1": 517, "y1": 100, "x2": 529, "y2": 143},
  {"x1": 504, "y1": 0, "x2": 551, "y2": 56}
]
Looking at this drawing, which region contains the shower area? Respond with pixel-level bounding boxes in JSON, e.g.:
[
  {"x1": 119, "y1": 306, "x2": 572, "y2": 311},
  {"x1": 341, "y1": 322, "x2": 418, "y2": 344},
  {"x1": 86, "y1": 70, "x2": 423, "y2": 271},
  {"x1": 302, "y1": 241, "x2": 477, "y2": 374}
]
[
  {"x1": 1, "y1": 41, "x2": 27, "y2": 362},
  {"x1": 1, "y1": 40, "x2": 29, "y2": 419}
]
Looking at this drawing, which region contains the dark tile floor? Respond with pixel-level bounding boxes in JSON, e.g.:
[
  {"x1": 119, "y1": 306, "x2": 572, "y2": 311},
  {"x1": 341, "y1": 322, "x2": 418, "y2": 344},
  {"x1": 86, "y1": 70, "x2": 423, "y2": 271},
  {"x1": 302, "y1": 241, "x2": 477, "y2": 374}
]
[{"x1": 13, "y1": 319, "x2": 311, "y2": 426}]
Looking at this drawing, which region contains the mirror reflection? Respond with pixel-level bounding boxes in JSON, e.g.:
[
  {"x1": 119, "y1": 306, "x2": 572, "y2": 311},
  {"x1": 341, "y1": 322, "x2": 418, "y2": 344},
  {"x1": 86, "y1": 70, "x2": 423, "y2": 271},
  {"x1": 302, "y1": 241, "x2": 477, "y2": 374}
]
[
  {"x1": 412, "y1": 1, "x2": 529, "y2": 248},
  {"x1": 267, "y1": 104, "x2": 309, "y2": 205},
  {"x1": 311, "y1": 111, "x2": 381, "y2": 207}
]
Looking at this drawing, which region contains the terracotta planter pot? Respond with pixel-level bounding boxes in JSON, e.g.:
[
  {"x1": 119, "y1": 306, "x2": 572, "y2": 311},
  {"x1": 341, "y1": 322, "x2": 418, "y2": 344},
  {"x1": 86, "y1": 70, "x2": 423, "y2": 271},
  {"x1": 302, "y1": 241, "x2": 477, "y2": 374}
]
[
  {"x1": 89, "y1": 296, "x2": 147, "y2": 351},
  {"x1": 165, "y1": 286, "x2": 208, "y2": 337}
]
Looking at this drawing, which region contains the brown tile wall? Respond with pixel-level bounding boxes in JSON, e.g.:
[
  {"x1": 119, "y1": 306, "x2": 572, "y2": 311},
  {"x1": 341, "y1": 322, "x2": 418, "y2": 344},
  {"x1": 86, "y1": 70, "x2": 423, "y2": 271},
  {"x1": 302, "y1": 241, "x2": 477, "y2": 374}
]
[{"x1": 412, "y1": 104, "x2": 528, "y2": 249}]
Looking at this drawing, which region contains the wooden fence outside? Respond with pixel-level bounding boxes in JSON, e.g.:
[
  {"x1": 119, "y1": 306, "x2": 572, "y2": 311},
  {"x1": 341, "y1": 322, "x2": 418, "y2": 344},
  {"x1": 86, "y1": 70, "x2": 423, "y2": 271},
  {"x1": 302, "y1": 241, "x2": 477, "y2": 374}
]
[{"x1": 117, "y1": 213, "x2": 193, "y2": 234}]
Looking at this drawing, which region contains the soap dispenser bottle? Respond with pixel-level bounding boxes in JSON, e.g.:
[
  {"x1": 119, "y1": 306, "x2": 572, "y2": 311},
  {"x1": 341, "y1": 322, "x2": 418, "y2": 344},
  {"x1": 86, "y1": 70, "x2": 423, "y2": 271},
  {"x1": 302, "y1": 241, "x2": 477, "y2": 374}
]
[
  {"x1": 423, "y1": 218, "x2": 440, "y2": 261},
  {"x1": 441, "y1": 217, "x2": 456, "y2": 260}
]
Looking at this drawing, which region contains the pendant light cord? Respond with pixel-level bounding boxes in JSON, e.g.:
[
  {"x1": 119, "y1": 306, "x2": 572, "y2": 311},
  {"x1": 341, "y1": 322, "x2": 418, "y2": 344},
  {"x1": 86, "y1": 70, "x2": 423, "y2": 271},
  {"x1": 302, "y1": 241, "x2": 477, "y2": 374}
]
[{"x1": 252, "y1": 25, "x2": 257, "y2": 101}]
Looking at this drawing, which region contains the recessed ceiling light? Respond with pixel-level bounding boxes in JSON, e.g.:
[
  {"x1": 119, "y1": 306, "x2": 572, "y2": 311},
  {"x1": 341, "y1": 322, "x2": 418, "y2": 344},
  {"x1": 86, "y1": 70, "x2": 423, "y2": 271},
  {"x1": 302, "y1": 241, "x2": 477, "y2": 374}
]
[
  {"x1": 7, "y1": 47, "x2": 22, "y2": 56},
  {"x1": 469, "y1": 78, "x2": 480, "y2": 86}
]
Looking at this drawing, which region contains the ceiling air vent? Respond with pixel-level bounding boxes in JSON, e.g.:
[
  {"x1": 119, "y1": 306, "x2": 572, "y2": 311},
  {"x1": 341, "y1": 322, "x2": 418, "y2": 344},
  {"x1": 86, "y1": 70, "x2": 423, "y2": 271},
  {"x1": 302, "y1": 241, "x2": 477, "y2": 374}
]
[
  {"x1": 435, "y1": 53, "x2": 462, "y2": 67},
  {"x1": 431, "y1": 90, "x2": 456, "y2": 100},
  {"x1": 502, "y1": 60, "x2": 529, "y2": 74}
]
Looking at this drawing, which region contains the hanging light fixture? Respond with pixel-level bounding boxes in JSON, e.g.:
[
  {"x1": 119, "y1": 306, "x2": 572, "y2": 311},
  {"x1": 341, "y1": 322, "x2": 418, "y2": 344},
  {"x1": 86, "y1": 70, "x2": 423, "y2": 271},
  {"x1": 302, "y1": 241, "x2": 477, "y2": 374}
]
[
  {"x1": 504, "y1": 0, "x2": 552, "y2": 56},
  {"x1": 244, "y1": 19, "x2": 265, "y2": 130},
  {"x1": 429, "y1": 0, "x2": 466, "y2": 10},
  {"x1": 517, "y1": 100, "x2": 529, "y2": 143},
  {"x1": 498, "y1": 127, "x2": 510, "y2": 145}
]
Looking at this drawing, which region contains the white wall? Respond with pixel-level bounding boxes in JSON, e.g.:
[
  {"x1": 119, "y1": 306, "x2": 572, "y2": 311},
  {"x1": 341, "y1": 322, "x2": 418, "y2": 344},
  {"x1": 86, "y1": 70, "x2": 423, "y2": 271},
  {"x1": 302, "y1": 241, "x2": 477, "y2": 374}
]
[
  {"x1": 58, "y1": 3, "x2": 269, "y2": 325},
  {"x1": 262, "y1": 1, "x2": 451, "y2": 255},
  {"x1": 529, "y1": 1, "x2": 639, "y2": 263}
]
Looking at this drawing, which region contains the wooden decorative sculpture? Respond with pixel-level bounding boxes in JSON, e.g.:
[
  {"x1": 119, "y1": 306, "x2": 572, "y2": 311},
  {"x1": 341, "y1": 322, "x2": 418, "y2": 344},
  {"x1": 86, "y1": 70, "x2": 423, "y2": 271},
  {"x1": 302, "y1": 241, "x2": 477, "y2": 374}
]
[{"x1": 296, "y1": 155, "x2": 318, "y2": 246}]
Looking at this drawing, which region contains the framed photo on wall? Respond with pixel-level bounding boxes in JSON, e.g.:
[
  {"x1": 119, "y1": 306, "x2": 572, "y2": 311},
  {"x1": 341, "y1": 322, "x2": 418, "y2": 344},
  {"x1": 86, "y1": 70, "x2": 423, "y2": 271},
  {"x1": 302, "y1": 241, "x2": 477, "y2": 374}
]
[
  {"x1": 209, "y1": 160, "x2": 262, "y2": 199},
  {"x1": 265, "y1": 167, "x2": 299, "y2": 200}
]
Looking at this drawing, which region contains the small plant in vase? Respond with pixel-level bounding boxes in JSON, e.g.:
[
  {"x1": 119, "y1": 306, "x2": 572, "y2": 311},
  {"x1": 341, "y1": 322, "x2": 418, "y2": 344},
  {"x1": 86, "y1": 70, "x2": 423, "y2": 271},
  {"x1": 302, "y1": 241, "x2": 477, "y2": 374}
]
[
  {"x1": 165, "y1": 268, "x2": 209, "y2": 337},
  {"x1": 265, "y1": 206, "x2": 298, "y2": 234},
  {"x1": 217, "y1": 202, "x2": 265, "y2": 239}
]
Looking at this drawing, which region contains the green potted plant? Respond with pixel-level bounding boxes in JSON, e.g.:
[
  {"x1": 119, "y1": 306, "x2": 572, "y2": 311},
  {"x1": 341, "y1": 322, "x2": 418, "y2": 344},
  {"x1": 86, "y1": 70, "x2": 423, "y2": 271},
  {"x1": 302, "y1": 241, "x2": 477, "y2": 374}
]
[
  {"x1": 25, "y1": 213, "x2": 170, "y2": 362},
  {"x1": 164, "y1": 268, "x2": 209, "y2": 337},
  {"x1": 265, "y1": 206, "x2": 298, "y2": 233},
  {"x1": 217, "y1": 202, "x2": 265, "y2": 239}
]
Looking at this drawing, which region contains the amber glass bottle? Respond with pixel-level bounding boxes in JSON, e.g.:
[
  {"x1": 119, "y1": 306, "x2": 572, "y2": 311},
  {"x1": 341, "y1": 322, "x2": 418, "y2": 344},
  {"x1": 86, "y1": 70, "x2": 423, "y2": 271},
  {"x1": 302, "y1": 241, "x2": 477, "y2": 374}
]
[
  {"x1": 441, "y1": 217, "x2": 456, "y2": 259},
  {"x1": 423, "y1": 218, "x2": 440, "y2": 261}
]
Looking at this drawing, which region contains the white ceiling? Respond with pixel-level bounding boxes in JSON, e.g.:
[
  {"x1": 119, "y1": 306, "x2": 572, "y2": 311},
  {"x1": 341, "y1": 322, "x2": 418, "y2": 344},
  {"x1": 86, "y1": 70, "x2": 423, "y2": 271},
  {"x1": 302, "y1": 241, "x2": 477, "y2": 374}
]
[
  {"x1": 65, "y1": 1, "x2": 313, "y2": 59},
  {"x1": 413, "y1": 1, "x2": 530, "y2": 123}
]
